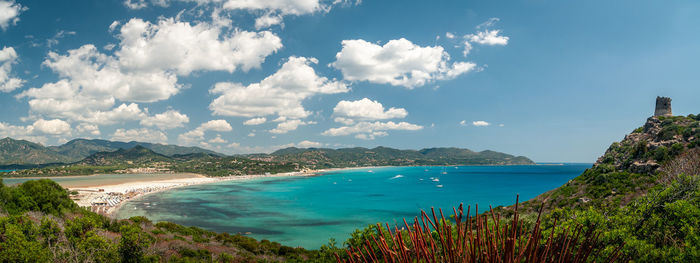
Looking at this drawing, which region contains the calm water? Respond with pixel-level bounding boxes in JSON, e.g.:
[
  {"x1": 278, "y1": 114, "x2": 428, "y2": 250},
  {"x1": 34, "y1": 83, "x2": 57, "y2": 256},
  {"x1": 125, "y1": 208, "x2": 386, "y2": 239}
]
[
  {"x1": 1, "y1": 173, "x2": 198, "y2": 188},
  {"x1": 115, "y1": 164, "x2": 589, "y2": 248}
]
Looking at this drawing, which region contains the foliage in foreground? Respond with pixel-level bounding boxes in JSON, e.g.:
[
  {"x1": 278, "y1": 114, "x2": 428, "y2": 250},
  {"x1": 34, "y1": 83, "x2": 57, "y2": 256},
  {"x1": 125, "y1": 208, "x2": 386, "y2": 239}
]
[
  {"x1": 0, "y1": 179, "x2": 316, "y2": 262},
  {"x1": 334, "y1": 196, "x2": 624, "y2": 263}
]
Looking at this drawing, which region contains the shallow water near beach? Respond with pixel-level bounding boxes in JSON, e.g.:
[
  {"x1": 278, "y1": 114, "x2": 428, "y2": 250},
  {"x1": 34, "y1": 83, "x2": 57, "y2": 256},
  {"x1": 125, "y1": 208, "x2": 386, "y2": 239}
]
[
  {"x1": 115, "y1": 164, "x2": 589, "y2": 248},
  {"x1": 1, "y1": 173, "x2": 200, "y2": 188}
]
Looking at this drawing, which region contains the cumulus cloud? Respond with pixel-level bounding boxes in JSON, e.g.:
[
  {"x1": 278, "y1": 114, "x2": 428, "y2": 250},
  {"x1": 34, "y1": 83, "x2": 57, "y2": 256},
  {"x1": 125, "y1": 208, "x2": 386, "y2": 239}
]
[
  {"x1": 0, "y1": 119, "x2": 72, "y2": 144},
  {"x1": 123, "y1": 0, "x2": 148, "y2": 9},
  {"x1": 0, "y1": 122, "x2": 47, "y2": 144},
  {"x1": 18, "y1": 17, "x2": 281, "y2": 128},
  {"x1": 77, "y1": 123, "x2": 101, "y2": 136},
  {"x1": 121, "y1": 0, "x2": 358, "y2": 28},
  {"x1": 296, "y1": 140, "x2": 322, "y2": 148},
  {"x1": 445, "y1": 32, "x2": 455, "y2": 39},
  {"x1": 324, "y1": 98, "x2": 420, "y2": 140},
  {"x1": 243, "y1": 117, "x2": 266, "y2": 125},
  {"x1": 210, "y1": 56, "x2": 346, "y2": 133},
  {"x1": 466, "y1": 30, "x2": 509, "y2": 46},
  {"x1": 208, "y1": 134, "x2": 227, "y2": 144},
  {"x1": 472, "y1": 120, "x2": 490, "y2": 127},
  {"x1": 112, "y1": 128, "x2": 168, "y2": 143},
  {"x1": 140, "y1": 110, "x2": 189, "y2": 129},
  {"x1": 31, "y1": 119, "x2": 71, "y2": 135},
  {"x1": 0, "y1": 46, "x2": 24, "y2": 92},
  {"x1": 331, "y1": 38, "x2": 475, "y2": 88},
  {"x1": 322, "y1": 121, "x2": 422, "y2": 140},
  {"x1": 0, "y1": 0, "x2": 24, "y2": 30},
  {"x1": 178, "y1": 119, "x2": 232, "y2": 145},
  {"x1": 333, "y1": 98, "x2": 407, "y2": 121},
  {"x1": 116, "y1": 18, "x2": 282, "y2": 75},
  {"x1": 269, "y1": 119, "x2": 314, "y2": 134}
]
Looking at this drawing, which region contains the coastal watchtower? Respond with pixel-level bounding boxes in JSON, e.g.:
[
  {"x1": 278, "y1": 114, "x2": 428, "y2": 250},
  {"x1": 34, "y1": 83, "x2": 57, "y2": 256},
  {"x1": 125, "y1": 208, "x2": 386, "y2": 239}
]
[{"x1": 654, "y1": 96, "x2": 672, "y2": 117}]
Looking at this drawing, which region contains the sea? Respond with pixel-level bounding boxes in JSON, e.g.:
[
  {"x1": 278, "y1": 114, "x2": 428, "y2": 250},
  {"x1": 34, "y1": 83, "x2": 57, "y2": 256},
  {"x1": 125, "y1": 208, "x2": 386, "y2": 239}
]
[{"x1": 114, "y1": 164, "x2": 590, "y2": 249}]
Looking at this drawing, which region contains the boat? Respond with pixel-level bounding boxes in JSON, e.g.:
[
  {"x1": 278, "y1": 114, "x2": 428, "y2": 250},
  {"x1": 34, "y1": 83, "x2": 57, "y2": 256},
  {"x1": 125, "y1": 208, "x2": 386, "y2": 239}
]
[{"x1": 436, "y1": 185, "x2": 443, "y2": 188}]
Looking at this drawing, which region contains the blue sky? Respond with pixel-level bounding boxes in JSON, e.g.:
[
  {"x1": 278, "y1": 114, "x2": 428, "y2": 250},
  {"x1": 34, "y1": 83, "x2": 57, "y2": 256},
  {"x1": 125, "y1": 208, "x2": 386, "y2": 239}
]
[{"x1": 0, "y1": 0, "x2": 699, "y2": 162}]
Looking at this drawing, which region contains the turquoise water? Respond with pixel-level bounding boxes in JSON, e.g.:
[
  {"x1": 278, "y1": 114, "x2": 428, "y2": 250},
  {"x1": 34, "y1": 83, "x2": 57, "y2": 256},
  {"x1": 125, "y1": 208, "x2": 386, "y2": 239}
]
[
  {"x1": 0, "y1": 170, "x2": 15, "y2": 173},
  {"x1": 115, "y1": 164, "x2": 589, "y2": 248}
]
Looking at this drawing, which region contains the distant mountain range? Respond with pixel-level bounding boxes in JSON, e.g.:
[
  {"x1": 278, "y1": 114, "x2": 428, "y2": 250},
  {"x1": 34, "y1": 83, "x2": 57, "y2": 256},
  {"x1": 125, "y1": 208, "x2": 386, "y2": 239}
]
[
  {"x1": 0, "y1": 137, "x2": 535, "y2": 172},
  {"x1": 263, "y1": 146, "x2": 535, "y2": 167},
  {"x1": 0, "y1": 137, "x2": 221, "y2": 166}
]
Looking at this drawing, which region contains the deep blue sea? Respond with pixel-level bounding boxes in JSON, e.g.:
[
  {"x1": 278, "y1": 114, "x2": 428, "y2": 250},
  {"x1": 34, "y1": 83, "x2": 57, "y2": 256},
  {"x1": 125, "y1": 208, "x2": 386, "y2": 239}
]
[{"x1": 115, "y1": 164, "x2": 590, "y2": 248}]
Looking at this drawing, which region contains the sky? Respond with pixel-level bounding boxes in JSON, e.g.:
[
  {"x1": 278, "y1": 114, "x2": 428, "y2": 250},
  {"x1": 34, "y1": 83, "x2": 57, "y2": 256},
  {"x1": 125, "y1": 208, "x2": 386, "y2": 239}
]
[{"x1": 1, "y1": 0, "x2": 699, "y2": 162}]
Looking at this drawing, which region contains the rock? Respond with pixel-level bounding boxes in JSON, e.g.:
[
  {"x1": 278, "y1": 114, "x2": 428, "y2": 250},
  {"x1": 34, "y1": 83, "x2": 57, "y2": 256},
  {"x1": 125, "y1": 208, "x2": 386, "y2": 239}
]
[{"x1": 578, "y1": 197, "x2": 591, "y2": 203}]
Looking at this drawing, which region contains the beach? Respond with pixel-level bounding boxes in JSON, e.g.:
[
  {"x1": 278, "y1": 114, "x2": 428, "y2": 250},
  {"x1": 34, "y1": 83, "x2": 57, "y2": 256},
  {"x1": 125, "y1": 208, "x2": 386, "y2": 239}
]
[{"x1": 69, "y1": 171, "x2": 317, "y2": 216}]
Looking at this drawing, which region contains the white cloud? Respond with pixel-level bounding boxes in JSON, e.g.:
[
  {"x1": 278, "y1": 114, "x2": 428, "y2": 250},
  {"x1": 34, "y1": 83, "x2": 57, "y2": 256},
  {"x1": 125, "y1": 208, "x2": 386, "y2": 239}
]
[
  {"x1": 255, "y1": 13, "x2": 283, "y2": 29},
  {"x1": 466, "y1": 30, "x2": 509, "y2": 46},
  {"x1": 247, "y1": 132, "x2": 255, "y2": 137},
  {"x1": 116, "y1": 18, "x2": 282, "y2": 75},
  {"x1": 0, "y1": 122, "x2": 47, "y2": 144},
  {"x1": 77, "y1": 123, "x2": 101, "y2": 136},
  {"x1": 460, "y1": 120, "x2": 467, "y2": 126},
  {"x1": 0, "y1": 0, "x2": 24, "y2": 30},
  {"x1": 123, "y1": 0, "x2": 148, "y2": 9},
  {"x1": 476, "y1": 17, "x2": 500, "y2": 29},
  {"x1": 18, "y1": 17, "x2": 282, "y2": 128},
  {"x1": 47, "y1": 30, "x2": 76, "y2": 48},
  {"x1": 325, "y1": 97, "x2": 420, "y2": 139},
  {"x1": 208, "y1": 134, "x2": 227, "y2": 143},
  {"x1": 297, "y1": 140, "x2": 322, "y2": 148},
  {"x1": 333, "y1": 98, "x2": 407, "y2": 120},
  {"x1": 269, "y1": 119, "x2": 314, "y2": 134},
  {"x1": 210, "y1": 56, "x2": 347, "y2": 123},
  {"x1": 112, "y1": 128, "x2": 168, "y2": 143},
  {"x1": 200, "y1": 119, "x2": 233, "y2": 131},
  {"x1": 0, "y1": 119, "x2": 73, "y2": 144},
  {"x1": 243, "y1": 117, "x2": 266, "y2": 125},
  {"x1": 331, "y1": 38, "x2": 474, "y2": 88},
  {"x1": 31, "y1": 119, "x2": 71, "y2": 135},
  {"x1": 445, "y1": 32, "x2": 455, "y2": 39},
  {"x1": 322, "y1": 121, "x2": 422, "y2": 139},
  {"x1": 178, "y1": 119, "x2": 232, "y2": 144},
  {"x1": 472, "y1": 120, "x2": 490, "y2": 127},
  {"x1": 0, "y1": 46, "x2": 24, "y2": 92},
  {"x1": 140, "y1": 110, "x2": 190, "y2": 129}
]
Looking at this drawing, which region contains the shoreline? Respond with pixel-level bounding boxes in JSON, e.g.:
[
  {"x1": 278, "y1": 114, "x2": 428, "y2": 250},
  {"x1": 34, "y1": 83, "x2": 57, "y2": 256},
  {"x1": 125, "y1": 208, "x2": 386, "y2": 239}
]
[{"x1": 72, "y1": 171, "x2": 317, "y2": 217}]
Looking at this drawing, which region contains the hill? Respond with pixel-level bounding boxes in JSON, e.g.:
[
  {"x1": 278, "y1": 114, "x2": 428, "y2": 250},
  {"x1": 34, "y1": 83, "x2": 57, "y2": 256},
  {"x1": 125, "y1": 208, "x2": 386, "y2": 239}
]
[
  {"x1": 0, "y1": 138, "x2": 73, "y2": 165},
  {"x1": 0, "y1": 138, "x2": 223, "y2": 166},
  {"x1": 516, "y1": 114, "x2": 700, "y2": 213},
  {"x1": 78, "y1": 146, "x2": 173, "y2": 166},
  {"x1": 266, "y1": 146, "x2": 535, "y2": 168}
]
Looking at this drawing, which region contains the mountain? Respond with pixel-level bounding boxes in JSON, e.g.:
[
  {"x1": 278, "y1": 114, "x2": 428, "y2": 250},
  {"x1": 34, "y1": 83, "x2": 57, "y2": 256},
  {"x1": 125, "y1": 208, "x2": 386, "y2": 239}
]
[
  {"x1": 49, "y1": 139, "x2": 222, "y2": 160},
  {"x1": 0, "y1": 138, "x2": 223, "y2": 166},
  {"x1": 516, "y1": 114, "x2": 700, "y2": 213},
  {"x1": 267, "y1": 146, "x2": 535, "y2": 168},
  {"x1": 0, "y1": 138, "x2": 73, "y2": 165},
  {"x1": 78, "y1": 146, "x2": 173, "y2": 166}
]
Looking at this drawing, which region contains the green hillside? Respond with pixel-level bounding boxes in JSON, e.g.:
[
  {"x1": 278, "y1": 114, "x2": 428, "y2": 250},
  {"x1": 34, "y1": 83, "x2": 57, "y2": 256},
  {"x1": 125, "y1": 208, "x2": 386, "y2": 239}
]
[
  {"x1": 0, "y1": 138, "x2": 73, "y2": 165},
  {"x1": 266, "y1": 146, "x2": 535, "y2": 168}
]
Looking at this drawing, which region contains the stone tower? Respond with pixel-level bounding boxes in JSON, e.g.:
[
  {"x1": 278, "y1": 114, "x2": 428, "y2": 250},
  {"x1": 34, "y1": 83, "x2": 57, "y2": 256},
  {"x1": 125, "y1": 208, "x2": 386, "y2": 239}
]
[{"x1": 654, "y1": 96, "x2": 672, "y2": 117}]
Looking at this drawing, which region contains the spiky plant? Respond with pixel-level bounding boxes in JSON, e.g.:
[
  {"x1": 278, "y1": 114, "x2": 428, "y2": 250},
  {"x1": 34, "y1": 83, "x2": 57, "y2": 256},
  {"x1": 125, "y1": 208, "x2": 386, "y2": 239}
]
[{"x1": 337, "y1": 196, "x2": 625, "y2": 263}]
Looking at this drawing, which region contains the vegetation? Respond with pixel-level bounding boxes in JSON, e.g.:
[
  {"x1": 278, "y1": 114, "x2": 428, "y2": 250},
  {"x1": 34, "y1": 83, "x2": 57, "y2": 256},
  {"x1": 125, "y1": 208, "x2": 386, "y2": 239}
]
[
  {"x1": 3, "y1": 145, "x2": 534, "y2": 177},
  {"x1": 0, "y1": 179, "x2": 319, "y2": 262},
  {"x1": 336, "y1": 196, "x2": 624, "y2": 262}
]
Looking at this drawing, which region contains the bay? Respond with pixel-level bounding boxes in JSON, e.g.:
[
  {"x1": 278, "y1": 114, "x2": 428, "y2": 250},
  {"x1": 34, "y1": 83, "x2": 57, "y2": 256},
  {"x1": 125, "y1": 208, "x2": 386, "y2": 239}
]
[{"x1": 115, "y1": 164, "x2": 589, "y2": 248}]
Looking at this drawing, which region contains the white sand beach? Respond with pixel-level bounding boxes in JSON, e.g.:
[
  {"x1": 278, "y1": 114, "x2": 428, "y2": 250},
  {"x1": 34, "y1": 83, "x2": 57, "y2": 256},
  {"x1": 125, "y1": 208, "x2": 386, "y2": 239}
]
[{"x1": 70, "y1": 171, "x2": 316, "y2": 216}]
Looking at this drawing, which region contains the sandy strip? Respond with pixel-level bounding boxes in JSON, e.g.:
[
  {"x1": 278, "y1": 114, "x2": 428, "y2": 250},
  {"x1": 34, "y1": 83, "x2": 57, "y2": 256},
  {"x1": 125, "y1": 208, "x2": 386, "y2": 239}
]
[{"x1": 71, "y1": 171, "x2": 316, "y2": 217}]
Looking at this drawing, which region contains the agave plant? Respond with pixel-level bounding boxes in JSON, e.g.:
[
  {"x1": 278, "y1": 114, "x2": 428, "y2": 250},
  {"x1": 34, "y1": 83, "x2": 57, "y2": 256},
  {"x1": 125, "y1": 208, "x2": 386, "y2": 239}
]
[{"x1": 337, "y1": 196, "x2": 625, "y2": 263}]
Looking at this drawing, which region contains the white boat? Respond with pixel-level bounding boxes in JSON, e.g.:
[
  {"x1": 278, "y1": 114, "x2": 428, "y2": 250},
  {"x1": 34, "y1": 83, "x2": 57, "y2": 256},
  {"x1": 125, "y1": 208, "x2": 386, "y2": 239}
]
[{"x1": 436, "y1": 185, "x2": 443, "y2": 188}]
